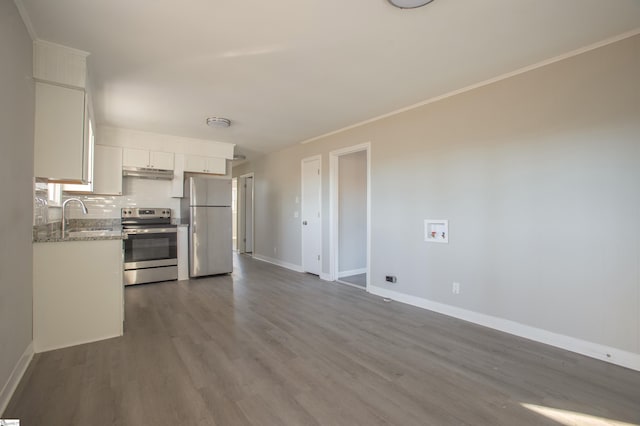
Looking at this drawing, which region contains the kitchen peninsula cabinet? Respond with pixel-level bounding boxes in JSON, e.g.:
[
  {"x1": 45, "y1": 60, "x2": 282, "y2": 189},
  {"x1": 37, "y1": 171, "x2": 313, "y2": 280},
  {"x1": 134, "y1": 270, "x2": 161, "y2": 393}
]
[{"x1": 33, "y1": 239, "x2": 123, "y2": 353}]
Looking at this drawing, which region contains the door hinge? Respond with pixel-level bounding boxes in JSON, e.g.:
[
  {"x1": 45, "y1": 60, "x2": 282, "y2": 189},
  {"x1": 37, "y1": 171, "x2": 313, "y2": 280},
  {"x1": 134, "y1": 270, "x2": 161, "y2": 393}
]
[
  {"x1": 317, "y1": 169, "x2": 320, "y2": 175},
  {"x1": 317, "y1": 255, "x2": 320, "y2": 260}
]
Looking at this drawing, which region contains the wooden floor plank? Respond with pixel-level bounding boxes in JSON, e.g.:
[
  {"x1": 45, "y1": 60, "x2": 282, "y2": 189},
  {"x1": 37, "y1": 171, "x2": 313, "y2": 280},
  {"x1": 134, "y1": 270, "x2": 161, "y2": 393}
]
[{"x1": 4, "y1": 253, "x2": 640, "y2": 425}]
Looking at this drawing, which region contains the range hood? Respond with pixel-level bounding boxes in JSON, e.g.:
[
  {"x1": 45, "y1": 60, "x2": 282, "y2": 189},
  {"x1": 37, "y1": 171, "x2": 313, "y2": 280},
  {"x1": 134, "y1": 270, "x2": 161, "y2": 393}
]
[{"x1": 122, "y1": 167, "x2": 174, "y2": 180}]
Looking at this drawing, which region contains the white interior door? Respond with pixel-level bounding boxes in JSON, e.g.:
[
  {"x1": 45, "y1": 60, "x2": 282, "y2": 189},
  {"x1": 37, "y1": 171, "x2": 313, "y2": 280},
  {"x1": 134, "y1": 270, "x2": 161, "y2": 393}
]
[
  {"x1": 302, "y1": 156, "x2": 322, "y2": 275},
  {"x1": 244, "y1": 176, "x2": 254, "y2": 253}
]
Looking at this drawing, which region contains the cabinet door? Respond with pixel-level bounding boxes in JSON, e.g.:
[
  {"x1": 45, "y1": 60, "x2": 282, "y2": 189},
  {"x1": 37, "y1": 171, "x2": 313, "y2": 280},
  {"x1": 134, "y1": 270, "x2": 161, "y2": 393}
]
[
  {"x1": 205, "y1": 157, "x2": 226, "y2": 175},
  {"x1": 184, "y1": 155, "x2": 207, "y2": 173},
  {"x1": 171, "y1": 153, "x2": 185, "y2": 198},
  {"x1": 122, "y1": 148, "x2": 149, "y2": 168},
  {"x1": 184, "y1": 155, "x2": 226, "y2": 174},
  {"x1": 34, "y1": 82, "x2": 86, "y2": 181},
  {"x1": 93, "y1": 145, "x2": 123, "y2": 195},
  {"x1": 150, "y1": 151, "x2": 174, "y2": 170}
]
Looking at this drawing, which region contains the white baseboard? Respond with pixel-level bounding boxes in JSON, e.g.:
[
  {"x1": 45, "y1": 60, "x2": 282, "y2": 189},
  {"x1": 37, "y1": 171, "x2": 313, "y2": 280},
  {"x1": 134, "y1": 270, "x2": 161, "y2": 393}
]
[
  {"x1": 319, "y1": 273, "x2": 333, "y2": 281},
  {"x1": 368, "y1": 286, "x2": 640, "y2": 372},
  {"x1": 252, "y1": 254, "x2": 304, "y2": 273},
  {"x1": 0, "y1": 341, "x2": 34, "y2": 415},
  {"x1": 34, "y1": 332, "x2": 122, "y2": 354},
  {"x1": 338, "y1": 268, "x2": 367, "y2": 278}
]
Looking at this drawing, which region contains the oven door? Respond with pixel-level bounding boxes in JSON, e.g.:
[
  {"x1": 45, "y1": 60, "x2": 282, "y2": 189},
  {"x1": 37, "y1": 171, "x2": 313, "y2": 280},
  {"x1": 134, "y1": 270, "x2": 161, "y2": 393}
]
[{"x1": 123, "y1": 228, "x2": 178, "y2": 270}]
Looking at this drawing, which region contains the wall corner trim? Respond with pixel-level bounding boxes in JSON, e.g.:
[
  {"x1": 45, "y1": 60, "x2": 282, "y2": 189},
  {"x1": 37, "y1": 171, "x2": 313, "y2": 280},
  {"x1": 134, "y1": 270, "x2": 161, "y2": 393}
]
[
  {"x1": 13, "y1": 0, "x2": 37, "y2": 41},
  {"x1": 368, "y1": 286, "x2": 640, "y2": 372},
  {"x1": 319, "y1": 273, "x2": 333, "y2": 281},
  {"x1": 0, "y1": 341, "x2": 34, "y2": 415},
  {"x1": 252, "y1": 254, "x2": 304, "y2": 273}
]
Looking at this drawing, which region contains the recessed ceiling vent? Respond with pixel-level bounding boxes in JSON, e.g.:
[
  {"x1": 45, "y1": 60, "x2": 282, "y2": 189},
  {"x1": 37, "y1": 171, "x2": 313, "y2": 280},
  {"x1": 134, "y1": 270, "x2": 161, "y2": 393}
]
[
  {"x1": 206, "y1": 117, "x2": 231, "y2": 128},
  {"x1": 387, "y1": 0, "x2": 435, "y2": 9}
]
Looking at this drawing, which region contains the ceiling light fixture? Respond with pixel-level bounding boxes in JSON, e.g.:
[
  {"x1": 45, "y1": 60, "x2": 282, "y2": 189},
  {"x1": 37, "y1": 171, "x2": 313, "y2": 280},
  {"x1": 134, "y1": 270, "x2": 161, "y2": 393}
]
[
  {"x1": 206, "y1": 117, "x2": 231, "y2": 128},
  {"x1": 387, "y1": 0, "x2": 435, "y2": 9}
]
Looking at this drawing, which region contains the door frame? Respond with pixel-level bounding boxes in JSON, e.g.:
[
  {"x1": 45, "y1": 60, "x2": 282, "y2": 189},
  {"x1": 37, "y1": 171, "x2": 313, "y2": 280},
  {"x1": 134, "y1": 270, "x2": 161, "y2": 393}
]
[
  {"x1": 237, "y1": 172, "x2": 255, "y2": 255},
  {"x1": 301, "y1": 155, "x2": 322, "y2": 274},
  {"x1": 329, "y1": 142, "x2": 371, "y2": 290},
  {"x1": 232, "y1": 177, "x2": 238, "y2": 251}
]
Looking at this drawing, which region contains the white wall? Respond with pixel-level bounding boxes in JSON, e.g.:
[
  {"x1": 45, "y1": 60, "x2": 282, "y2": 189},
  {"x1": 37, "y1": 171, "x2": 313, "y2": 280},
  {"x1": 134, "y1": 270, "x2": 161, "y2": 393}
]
[
  {"x1": 0, "y1": 0, "x2": 34, "y2": 412},
  {"x1": 61, "y1": 177, "x2": 181, "y2": 220},
  {"x1": 338, "y1": 150, "x2": 367, "y2": 274},
  {"x1": 233, "y1": 34, "x2": 640, "y2": 369}
]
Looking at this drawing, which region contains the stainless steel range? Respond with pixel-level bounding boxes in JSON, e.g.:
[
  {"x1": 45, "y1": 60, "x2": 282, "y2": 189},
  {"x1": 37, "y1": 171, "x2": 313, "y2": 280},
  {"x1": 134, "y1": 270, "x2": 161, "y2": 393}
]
[{"x1": 122, "y1": 207, "x2": 178, "y2": 286}]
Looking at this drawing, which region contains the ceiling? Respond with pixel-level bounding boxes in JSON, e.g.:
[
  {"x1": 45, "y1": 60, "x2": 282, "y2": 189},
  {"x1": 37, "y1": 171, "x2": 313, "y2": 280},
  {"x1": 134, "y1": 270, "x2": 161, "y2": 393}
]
[{"x1": 18, "y1": 0, "x2": 640, "y2": 161}]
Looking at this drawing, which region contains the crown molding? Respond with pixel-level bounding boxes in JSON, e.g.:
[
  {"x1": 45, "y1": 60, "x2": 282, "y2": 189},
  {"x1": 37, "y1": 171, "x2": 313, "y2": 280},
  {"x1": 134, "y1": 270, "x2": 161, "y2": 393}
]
[{"x1": 300, "y1": 27, "x2": 640, "y2": 145}]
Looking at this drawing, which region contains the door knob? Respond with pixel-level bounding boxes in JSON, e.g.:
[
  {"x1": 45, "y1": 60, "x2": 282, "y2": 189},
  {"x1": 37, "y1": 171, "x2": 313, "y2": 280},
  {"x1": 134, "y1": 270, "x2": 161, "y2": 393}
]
[{"x1": 302, "y1": 221, "x2": 308, "y2": 225}]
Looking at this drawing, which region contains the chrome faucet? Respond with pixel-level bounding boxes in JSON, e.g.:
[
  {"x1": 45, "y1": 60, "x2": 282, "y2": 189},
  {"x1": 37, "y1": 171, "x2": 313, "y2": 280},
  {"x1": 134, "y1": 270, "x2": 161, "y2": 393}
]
[{"x1": 61, "y1": 197, "x2": 88, "y2": 237}]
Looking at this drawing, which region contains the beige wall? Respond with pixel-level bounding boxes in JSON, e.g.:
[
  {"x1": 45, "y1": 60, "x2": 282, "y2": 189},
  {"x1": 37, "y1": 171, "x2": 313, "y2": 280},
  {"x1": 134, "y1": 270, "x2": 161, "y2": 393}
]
[
  {"x1": 0, "y1": 0, "x2": 34, "y2": 409},
  {"x1": 233, "y1": 34, "x2": 640, "y2": 362},
  {"x1": 338, "y1": 150, "x2": 367, "y2": 274}
]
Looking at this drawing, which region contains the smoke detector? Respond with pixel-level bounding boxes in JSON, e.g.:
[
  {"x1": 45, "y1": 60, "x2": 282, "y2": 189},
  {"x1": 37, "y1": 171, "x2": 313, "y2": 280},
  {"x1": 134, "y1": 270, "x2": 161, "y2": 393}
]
[{"x1": 206, "y1": 117, "x2": 231, "y2": 128}]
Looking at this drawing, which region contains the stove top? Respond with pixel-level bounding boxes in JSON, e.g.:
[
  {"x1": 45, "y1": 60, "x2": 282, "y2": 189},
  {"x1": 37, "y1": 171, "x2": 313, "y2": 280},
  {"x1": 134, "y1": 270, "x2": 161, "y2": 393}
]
[
  {"x1": 121, "y1": 207, "x2": 173, "y2": 227},
  {"x1": 121, "y1": 207, "x2": 172, "y2": 220}
]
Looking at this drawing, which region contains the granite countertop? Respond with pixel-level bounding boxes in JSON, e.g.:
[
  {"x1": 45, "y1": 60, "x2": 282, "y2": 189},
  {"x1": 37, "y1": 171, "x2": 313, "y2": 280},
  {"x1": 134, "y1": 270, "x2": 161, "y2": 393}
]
[{"x1": 33, "y1": 219, "x2": 125, "y2": 243}]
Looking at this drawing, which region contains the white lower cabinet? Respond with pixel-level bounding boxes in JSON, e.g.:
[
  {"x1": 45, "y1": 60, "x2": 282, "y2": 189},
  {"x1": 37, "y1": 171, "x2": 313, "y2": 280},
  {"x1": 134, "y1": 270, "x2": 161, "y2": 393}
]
[{"x1": 33, "y1": 240, "x2": 124, "y2": 352}]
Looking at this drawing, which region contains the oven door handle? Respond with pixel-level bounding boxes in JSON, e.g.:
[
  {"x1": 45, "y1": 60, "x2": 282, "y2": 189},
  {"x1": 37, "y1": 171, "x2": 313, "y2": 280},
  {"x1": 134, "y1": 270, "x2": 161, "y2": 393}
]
[{"x1": 124, "y1": 228, "x2": 177, "y2": 235}]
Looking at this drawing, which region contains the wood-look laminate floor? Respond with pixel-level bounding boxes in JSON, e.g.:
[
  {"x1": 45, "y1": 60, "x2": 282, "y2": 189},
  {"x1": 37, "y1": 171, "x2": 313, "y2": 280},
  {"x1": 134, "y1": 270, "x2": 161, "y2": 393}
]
[{"x1": 5, "y1": 254, "x2": 640, "y2": 425}]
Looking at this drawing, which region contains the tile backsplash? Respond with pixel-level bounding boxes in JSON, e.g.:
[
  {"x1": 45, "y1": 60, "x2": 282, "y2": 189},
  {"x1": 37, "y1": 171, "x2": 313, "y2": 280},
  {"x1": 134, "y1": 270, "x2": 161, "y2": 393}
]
[{"x1": 35, "y1": 177, "x2": 182, "y2": 224}]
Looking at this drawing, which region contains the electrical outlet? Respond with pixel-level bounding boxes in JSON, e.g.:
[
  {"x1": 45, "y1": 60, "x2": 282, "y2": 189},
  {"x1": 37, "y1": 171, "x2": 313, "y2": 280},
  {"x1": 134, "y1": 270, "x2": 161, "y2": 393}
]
[
  {"x1": 452, "y1": 282, "x2": 460, "y2": 294},
  {"x1": 385, "y1": 275, "x2": 397, "y2": 283}
]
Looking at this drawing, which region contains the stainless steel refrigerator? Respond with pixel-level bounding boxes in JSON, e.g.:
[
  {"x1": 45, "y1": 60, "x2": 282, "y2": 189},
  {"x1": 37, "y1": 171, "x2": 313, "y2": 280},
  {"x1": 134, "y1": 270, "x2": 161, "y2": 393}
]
[{"x1": 181, "y1": 176, "x2": 232, "y2": 277}]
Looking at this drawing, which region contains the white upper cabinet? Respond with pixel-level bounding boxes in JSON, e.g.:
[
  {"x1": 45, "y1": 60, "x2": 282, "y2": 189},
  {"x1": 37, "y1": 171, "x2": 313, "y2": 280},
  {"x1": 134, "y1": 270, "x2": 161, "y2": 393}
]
[
  {"x1": 122, "y1": 148, "x2": 147, "y2": 168},
  {"x1": 93, "y1": 145, "x2": 123, "y2": 195},
  {"x1": 150, "y1": 151, "x2": 174, "y2": 170},
  {"x1": 184, "y1": 155, "x2": 226, "y2": 175},
  {"x1": 33, "y1": 40, "x2": 88, "y2": 89},
  {"x1": 123, "y1": 148, "x2": 174, "y2": 170},
  {"x1": 33, "y1": 40, "x2": 93, "y2": 184},
  {"x1": 34, "y1": 82, "x2": 88, "y2": 182}
]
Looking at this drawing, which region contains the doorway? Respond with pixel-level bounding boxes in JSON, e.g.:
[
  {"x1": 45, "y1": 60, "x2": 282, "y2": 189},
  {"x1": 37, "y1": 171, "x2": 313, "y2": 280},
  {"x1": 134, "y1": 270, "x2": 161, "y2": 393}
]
[
  {"x1": 238, "y1": 173, "x2": 254, "y2": 255},
  {"x1": 232, "y1": 178, "x2": 238, "y2": 251},
  {"x1": 301, "y1": 155, "x2": 322, "y2": 275},
  {"x1": 330, "y1": 143, "x2": 370, "y2": 290}
]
